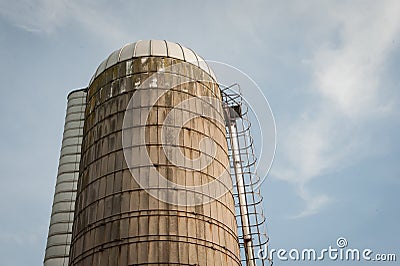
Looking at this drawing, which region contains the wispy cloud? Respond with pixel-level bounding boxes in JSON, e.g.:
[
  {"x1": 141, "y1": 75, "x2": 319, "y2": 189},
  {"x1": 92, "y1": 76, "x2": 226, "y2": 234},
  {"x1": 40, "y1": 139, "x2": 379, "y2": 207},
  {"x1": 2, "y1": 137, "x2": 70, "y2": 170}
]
[
  {"x1": 0, "y1": 0, "x2": 126, "y2": 42},
  {"x1": 294, "y1": 185, "x2": 332, "y2": 218},
  {"x1": 0, "y1": 0, "x2": 69, "y2": 33},
  {"x1": 272, "y1": 0, "x2": 400, "y2": 218}
]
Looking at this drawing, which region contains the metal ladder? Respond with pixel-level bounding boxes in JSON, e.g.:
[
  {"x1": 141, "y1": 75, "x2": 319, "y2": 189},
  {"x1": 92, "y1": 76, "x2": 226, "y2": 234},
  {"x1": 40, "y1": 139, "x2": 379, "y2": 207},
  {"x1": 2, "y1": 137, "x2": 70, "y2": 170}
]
[{"x1": 222, "y1": 84, "x2": 273, "y2": 266}]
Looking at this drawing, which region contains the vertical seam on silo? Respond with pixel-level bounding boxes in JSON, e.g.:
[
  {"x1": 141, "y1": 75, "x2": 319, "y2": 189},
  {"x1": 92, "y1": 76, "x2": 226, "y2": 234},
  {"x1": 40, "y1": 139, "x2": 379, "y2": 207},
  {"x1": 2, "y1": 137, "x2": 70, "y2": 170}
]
[
  {"x1": 177, "y1": 43, "x2": 186, "y2": 61},
  {"x1": 188, "y1": 48, "x2": 200, "y2": 67},
  {"x1": 118, "y1": 43, "x2": 130, "y2": 63},
  {"x1": 164, "y1": 40, "x2": 169, "y2": 58},
  {"x1": 133, "y1": 41, "x2": 140, "y2": 57},
  {"x1": 149, "y1": 40, "x2": 153, "y2": 56}
]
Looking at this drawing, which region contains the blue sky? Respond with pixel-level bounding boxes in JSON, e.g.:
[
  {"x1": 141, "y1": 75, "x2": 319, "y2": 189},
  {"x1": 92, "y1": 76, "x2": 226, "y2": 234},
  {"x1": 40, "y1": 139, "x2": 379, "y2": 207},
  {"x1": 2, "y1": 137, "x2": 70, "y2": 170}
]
[{"x1": 0, "y1": 0, "x2": 399, "y2": 265}]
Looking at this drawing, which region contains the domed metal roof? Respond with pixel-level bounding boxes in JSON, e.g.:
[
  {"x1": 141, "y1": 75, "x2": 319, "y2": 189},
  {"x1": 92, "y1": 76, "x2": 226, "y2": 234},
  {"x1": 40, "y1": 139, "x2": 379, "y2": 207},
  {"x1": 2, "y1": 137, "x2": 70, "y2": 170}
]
[{"x1": 89, "y1": 40, "x2": 216, "y2": 85}]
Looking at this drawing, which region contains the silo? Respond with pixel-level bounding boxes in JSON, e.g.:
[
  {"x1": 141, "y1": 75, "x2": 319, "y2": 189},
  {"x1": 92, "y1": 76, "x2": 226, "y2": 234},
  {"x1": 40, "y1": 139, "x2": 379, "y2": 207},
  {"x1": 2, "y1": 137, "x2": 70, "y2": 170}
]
[
  {"x1": 68, "y1": 40, "x2": 241, "y2": 265},
  {"x1": 44, "y1": 89, "x2": 87, "y2": 266}
]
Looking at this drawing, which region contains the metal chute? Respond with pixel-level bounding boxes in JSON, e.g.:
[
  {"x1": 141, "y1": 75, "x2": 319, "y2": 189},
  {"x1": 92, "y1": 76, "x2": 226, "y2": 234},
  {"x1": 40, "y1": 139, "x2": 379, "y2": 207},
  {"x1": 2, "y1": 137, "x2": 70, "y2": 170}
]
[{"x1": 222, "y1": 84, "x2": 272, "y2": 266}]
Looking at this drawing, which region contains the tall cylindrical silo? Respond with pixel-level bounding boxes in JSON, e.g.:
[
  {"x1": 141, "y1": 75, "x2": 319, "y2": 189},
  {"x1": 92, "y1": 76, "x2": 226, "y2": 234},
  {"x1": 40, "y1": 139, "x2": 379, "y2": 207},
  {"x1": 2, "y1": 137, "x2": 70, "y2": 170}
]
[
  {"x1": 69, "y1": 40, "x2": 240, "y2": 265},
  {"x1": 44, "y1": 89, "x2": 87, "y2": 266}
]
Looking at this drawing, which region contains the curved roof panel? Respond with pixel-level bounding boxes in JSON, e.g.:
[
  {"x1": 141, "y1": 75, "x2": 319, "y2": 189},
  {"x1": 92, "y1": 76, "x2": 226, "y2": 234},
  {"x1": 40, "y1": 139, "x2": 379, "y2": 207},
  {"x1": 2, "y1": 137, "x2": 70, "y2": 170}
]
[{"x1": 90, "y1": 40, "x2": 216, "y2": 85}]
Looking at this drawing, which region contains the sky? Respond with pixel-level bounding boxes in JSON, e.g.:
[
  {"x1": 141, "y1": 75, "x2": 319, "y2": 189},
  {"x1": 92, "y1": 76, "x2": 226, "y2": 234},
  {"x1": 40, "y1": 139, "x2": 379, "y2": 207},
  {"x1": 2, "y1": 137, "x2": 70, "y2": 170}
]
[{"x1": 0, "y1": 0, "x2": 399, "y2": 265}]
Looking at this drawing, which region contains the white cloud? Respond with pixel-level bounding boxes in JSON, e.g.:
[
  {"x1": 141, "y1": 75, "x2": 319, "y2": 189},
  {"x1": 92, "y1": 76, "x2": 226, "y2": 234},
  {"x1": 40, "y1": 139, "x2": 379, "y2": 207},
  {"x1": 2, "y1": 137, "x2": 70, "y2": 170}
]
[
  {"x1": 272, "y1": 0, "x2": 400, "y2": 218},
  {"x1": 313, "y1": 1, "x2": 400, "y2": 117},
  {"x1": 0, "y1": 0, "x2": 69, "y2": 33},
  {"x1": 0, "y1": 0, "x2": 126, "y2": 42},
  {"x1": 293, "y1": 185, "x2": 332, "y2": 219}
]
